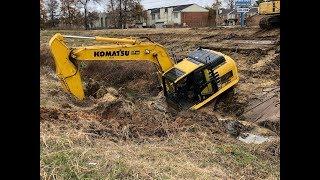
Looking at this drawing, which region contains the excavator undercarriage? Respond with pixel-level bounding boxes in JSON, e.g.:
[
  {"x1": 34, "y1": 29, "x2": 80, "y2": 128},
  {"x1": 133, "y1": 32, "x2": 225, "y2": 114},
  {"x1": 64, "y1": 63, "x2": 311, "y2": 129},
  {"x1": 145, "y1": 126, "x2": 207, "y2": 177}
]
[
  {"x1": 259, "y1": 14, "x2": 280, "y2": 29},
  {"x1": 258, "y1": 0, "x2": 280, "y2": 29}
]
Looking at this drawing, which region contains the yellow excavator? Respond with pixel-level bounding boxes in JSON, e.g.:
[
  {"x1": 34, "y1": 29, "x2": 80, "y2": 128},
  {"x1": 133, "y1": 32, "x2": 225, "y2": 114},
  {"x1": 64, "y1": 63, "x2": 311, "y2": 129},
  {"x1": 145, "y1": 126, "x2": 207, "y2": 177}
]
[
  {"x1": 258, "y1": 0, "x2": 280, "y2": 29},
  {"x1": 49, "y1": 33, "x2": 239, "y2": 110}
]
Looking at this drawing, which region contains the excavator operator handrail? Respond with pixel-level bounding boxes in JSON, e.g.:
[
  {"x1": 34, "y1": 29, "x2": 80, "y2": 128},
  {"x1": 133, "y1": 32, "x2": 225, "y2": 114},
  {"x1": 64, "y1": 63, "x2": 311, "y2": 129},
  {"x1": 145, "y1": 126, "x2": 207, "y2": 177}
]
[{"x1": 62, "y1": 34, "x2": 139, "y2": 44}]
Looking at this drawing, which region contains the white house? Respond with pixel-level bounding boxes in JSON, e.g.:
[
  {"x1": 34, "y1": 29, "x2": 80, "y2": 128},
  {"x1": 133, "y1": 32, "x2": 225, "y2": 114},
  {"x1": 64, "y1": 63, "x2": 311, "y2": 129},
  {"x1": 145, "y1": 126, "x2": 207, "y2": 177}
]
[
  {"x1": 146, "y1": 4, "x2": 210, "y2": 28},
  {"x1": 91, "y1": 12, "x2": 108, "y2": 29}
]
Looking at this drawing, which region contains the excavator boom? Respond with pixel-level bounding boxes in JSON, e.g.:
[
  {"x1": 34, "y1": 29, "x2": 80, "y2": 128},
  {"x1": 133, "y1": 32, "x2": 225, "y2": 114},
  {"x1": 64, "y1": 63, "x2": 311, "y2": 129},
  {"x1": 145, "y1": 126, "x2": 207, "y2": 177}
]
[{"x1": 49, "y1": 33, "x2": 174, "y2": 100}]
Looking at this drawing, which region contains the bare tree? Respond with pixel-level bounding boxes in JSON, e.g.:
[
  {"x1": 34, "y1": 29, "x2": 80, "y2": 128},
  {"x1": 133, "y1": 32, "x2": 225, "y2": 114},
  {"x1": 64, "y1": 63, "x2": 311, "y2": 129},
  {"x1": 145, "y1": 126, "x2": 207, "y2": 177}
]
[
  {"x1": 107, "y1": 0, "x2": 143, "y2": 29},
  {"x1": 107, "y1": 0, "x2": 118, "y2": 28},
  {"x1": 87, "y1": 11, "x2": 99, "y2": 28},
  {"x1": 118, "y1": 0, "x2": 123, "y2": 28},
  {"x1": 226, "y1": 0, "x2": 235, "y2": 9},
  {"x1": 131, "y1": 3, "x2": 146, "y2": 22},
  {"x1": 125, "y1": 0, "x2": 144, "y2": 27},
  {"x1": 109, "y1": 0, "x2": 115, "y2": 11},
  {"x1": 46, "y1": 0, "x2": 60, "y2": 27},
  {"x1": 40, "y1": 0, "x2": 47, "y2": 29},
  {"x1": 205, "y1": 6, "x2": 216, "y2": 27},
  {"x1": 60, "y1": 0, "x2": 81, "y2": 28},
  {"x1": 212, "y1": 0, "x2": 222, "y2": 10},
  {"x1": 78, "y1": 0, "x2": 101, "y2": 29}
]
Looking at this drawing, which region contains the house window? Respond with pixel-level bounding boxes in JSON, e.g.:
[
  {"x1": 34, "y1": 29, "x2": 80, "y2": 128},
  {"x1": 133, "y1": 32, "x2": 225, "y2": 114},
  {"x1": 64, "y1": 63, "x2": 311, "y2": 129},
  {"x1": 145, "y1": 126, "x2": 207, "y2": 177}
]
[
  {"x1": 174, "y1": 12, "x2": 178, "y2": 19},
  {"x1": 157, "y1": 14, "x2": 160, "y2": 19},
  {"x1": 152, "y1": 14, "x2": 155, "y2": 20}
]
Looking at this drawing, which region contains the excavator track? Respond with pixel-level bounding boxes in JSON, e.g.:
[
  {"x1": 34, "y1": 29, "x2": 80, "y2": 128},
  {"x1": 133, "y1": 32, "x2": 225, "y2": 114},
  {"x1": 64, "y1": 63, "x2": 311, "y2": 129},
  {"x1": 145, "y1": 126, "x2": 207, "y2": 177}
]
[{"x1": 259, "y1": 14, "x2": 280, "y2": 29}]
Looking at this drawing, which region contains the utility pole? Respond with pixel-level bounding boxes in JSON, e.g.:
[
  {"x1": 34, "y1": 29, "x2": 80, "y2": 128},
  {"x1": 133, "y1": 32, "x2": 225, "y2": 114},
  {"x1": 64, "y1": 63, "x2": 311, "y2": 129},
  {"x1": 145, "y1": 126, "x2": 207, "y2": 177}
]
[{"x1": 240, "y1": 12, "x2": 244, "y2": 27}]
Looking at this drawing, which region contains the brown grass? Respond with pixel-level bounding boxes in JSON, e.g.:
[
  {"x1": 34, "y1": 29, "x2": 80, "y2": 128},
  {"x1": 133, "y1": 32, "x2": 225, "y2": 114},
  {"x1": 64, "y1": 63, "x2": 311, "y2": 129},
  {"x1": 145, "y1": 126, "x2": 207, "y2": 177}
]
[
  {"x1": 41, "y1": 117, "x2": 279, "y2": 179},
  {"x1": 40, "y1": 43, "x2": 54, "y2": 69}
]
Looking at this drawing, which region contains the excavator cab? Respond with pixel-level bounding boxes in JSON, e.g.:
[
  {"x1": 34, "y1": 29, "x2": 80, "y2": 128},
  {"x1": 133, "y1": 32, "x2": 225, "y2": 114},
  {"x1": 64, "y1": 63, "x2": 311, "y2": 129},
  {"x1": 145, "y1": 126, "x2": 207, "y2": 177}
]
[{"x1": 163, "y1": 48, "x2": 239, "y2": 110}]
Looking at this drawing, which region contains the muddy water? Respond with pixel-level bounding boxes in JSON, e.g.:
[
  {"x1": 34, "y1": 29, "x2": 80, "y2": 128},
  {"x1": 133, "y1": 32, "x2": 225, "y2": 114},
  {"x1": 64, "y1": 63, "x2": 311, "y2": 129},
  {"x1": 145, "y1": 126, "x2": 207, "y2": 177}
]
[
  {"x1": 223, "y1": 40, "x2": 277, "y2": 45},
  {"x1": 238, "y1": 133, "x2": 272, "y2": 144}
]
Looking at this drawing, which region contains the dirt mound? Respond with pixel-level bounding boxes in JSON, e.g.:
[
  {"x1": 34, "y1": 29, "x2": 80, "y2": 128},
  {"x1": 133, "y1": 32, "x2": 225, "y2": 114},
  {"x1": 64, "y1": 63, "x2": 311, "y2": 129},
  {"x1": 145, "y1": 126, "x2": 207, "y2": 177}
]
[
  {"x1": 80, "y1": 61, "x2": 161, "y2": 97},
  {"x1": 40, "y1": 89, "x2": 230, "y2": 141},
  {"x1": 246, "y1": 15, "x2": 265, "y2": 27}
]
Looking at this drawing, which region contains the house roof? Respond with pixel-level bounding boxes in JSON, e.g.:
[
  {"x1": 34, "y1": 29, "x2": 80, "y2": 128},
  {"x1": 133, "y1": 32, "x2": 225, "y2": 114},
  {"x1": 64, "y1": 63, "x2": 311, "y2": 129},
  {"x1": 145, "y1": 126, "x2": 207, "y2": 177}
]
[
  {"x1": 150, "y1": 8, "x2": 160, "y2": 13},
  {"x1": 148, "y1": 4, "x2": 194, "y2": 13},
  {"x1": 173, "y1": 4, "x2": 193, "y2": 11},
  {"x1": 219, "y1": 8, "x2": 234, "y2": 15}
]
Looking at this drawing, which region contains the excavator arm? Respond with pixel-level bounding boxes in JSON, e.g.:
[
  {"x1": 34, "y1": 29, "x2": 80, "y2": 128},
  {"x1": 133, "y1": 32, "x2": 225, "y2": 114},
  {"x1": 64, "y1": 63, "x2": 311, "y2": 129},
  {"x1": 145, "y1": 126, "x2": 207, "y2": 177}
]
[{"x1": 49, "y1": 33, "x2": 175, "y2": 100}]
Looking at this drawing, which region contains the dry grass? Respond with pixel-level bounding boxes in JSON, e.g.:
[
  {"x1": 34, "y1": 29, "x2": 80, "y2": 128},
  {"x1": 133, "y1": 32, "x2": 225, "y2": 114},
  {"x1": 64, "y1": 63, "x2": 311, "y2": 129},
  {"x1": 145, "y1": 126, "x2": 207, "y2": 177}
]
[
  {"x1": 41, "y1": 121, "x2": 225, "y2": 179},
  {"x1": 41, "y1": 119, "x2": 279, "y2": 180}
]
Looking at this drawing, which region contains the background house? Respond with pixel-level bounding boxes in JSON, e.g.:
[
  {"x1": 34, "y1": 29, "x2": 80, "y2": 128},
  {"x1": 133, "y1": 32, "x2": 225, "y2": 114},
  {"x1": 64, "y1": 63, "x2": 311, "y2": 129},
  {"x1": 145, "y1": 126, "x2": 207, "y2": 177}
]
[
  {"x1": 90, "y1": 3, "x2": 223, "y2": 29},
  {"x1": 146, "y1": 4, "x2": 210, "y2": 28},
  {"x1": 92, "y1": 11, "x2": 148, "y2": 29},
  {"x1": 92, "y1": 12, "x2": 108, "y2": 29},
  {"x1": 216, "y1": 7, "x2": 259, "y2": 26},
  {"x1": 216, "y1": 8, "x2": 232, "y2": 26},
  {"x1": 226, "y1": 9, "x2": 241, "y2": 26}
]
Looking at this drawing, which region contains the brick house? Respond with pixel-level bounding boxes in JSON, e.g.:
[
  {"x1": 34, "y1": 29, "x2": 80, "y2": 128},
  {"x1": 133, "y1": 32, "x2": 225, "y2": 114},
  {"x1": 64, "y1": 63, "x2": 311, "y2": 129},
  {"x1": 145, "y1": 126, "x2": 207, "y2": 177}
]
[{"x1": 146, "y1": 4, "x2": 210, "y2": 28}]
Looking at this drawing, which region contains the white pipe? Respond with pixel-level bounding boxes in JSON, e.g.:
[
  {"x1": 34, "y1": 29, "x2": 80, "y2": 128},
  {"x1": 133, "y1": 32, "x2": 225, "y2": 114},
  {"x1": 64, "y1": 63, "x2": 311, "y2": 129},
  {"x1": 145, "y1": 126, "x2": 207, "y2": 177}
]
[{"x1": 63, "y1": 35, "x2": 95, "y2": 39}]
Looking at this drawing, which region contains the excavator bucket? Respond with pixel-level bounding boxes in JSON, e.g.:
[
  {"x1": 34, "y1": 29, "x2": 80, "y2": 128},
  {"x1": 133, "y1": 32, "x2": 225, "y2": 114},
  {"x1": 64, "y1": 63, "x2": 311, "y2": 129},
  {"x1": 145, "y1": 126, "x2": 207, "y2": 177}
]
[{"x1": 49, "y1": 33, "x2": 85, "y2": 100}]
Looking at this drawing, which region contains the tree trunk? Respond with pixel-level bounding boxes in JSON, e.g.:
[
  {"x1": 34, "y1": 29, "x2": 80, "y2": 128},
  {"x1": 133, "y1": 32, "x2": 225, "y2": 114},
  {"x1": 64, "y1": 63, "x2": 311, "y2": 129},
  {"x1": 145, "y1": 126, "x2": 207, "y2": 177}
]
[
  {"x1": 67, "y1": 5, "x2": 71, "y2": 27},
  {"x1": 119, "y1": 0, "x2": 122, "y2": 29},
  {"x1": 84, "y1": 0, "x2": 89, "y2": 30},
  {"x1": 123, "y1": 0, "x2": 127, "y2": 28},
  {"x1": 109, "y1": 0, "x2": 115, "y2": 28},
  {"x1": 51, "y1": 11, "x2": 54, "y2": 27},
  {"x1": 84, "y1": 6, "x2": 88, "y2": 29}
]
